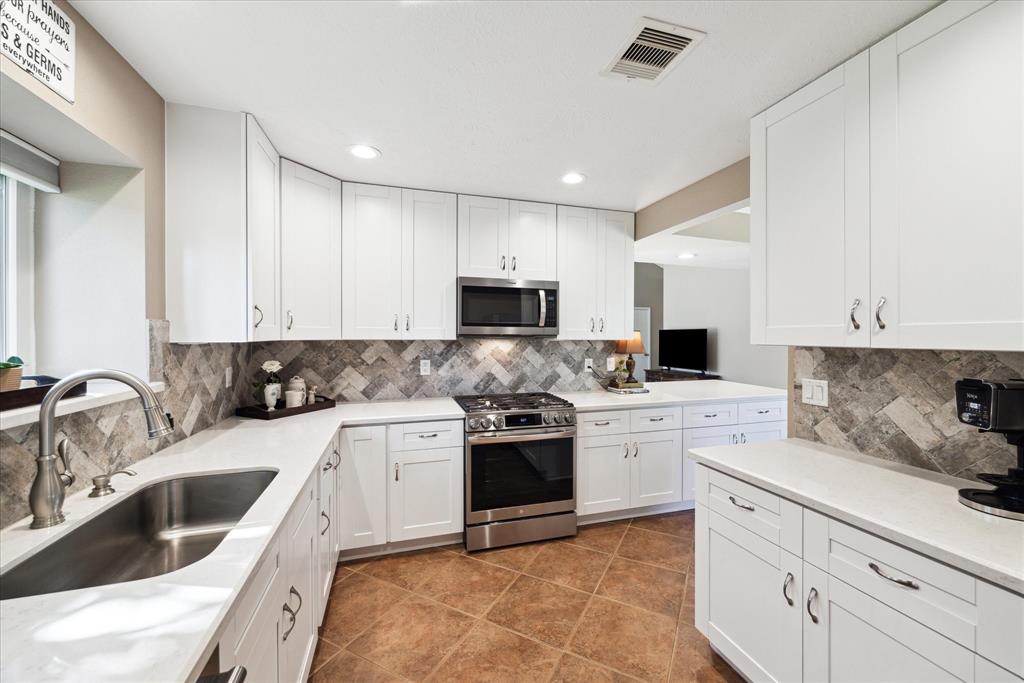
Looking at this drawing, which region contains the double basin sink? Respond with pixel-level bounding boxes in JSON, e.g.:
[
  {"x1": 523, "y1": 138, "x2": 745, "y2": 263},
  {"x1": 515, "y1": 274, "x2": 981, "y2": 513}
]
[{"x1": 0, "y1": 470, "x2": 277, "y2": 601}]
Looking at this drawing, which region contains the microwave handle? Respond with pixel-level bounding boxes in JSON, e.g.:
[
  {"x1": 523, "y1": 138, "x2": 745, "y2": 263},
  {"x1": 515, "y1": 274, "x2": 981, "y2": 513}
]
[{"x1": 538, "y1": 290, "x2": 546, "y2": 327}]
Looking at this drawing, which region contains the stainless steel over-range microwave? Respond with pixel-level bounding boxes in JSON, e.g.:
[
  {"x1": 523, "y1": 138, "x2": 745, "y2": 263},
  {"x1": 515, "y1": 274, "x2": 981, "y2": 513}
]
[{"x1": 457, "y1": 277, "x2": 558, "y2": 336}]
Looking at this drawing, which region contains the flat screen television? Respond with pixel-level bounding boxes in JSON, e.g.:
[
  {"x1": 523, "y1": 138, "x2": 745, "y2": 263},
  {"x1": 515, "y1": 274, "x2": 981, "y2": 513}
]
[{"x1": 659, "y1": 329, "x2": 708, "y2": 372}]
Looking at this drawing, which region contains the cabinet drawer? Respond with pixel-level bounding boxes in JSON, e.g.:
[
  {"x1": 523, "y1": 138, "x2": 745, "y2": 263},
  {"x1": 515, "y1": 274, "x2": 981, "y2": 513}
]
[
  {"x1": 706, "y1": 469, "x2": 801, "y2": 554},
  {"x1": 737, "y1": 400, "x2": 787, "y2": 424},
  {"x1": 977, "y1": 581, "x2": 1024, "y2": 679},
  {"x1": 230, "y1": 539, "x2": 281, "y2": 654},
  {"x1": 387, "y1": 420, "x2": 463, "y2": 451},
  {"x1": 821, "y1": 517, "x2": 978, "y2": 649},
  {"x1": 683, "y1": 402, "x2": 739, "y2": 428},
  {"x1": 577, "y1": 410, "x2": 630, "y2": 437},
  {"x1": 630, "y1": 406, "x2": 683, "y2": 433}
]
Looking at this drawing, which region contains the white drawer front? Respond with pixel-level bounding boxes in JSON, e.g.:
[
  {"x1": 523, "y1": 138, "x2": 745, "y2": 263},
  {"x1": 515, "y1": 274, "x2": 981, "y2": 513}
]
[
  {"x1": 630, "y1": 406, "x2": 683, "y2": 433},
  {"x1": 706, "y1": 470, "x2": 801, "y2": 554},
  {"x1": 684, "y1": 402, "x2": 739, "y2": 428},
  {"x1": 825, "y1": 518, "x2": 978, "y2": 649},
  {"x1": 387, "y1": 420, "x2": 463, "y2": 451},
  {"x1": 577, "y1": 410, "x2": 630, "y2": 437},
  {"x1": 738, "y1": 400, "x2": 787, "y2": 424},
  {"x1": 230, "y1": 540, "x2": 281, "y2": 654}
]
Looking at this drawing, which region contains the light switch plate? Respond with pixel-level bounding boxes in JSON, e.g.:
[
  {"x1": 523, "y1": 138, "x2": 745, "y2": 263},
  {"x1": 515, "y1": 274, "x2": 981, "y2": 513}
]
[
  {"x1": 419, "y1": 359, "x2": 431, "y2": 376},
  {"x1": 801, "y1": 378, "x2": 829, "y2": 407},
  {"x1": 606, "y1": 357, "x2": 617, "y2": 372},
  {"x1": 584, "y1": 358, "x2": 594, "y2": 372}
]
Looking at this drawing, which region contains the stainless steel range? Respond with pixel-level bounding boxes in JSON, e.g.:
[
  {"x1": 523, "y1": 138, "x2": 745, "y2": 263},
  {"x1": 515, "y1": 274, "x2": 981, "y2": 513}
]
[{"x1": 455, "y1": 392, "x2": 577, "y2": 551}]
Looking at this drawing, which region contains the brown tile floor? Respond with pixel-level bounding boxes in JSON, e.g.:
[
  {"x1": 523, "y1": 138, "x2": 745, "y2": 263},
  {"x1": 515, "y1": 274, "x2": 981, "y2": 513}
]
[{"x1": 310, "y1": 511, "x2": 743, "y2": 683}]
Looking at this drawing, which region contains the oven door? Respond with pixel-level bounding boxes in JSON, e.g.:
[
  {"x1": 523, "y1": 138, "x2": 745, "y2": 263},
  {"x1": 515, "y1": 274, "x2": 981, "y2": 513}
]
[
  {"x1": 458, "y1": 277, "x2": 558, "y2": 336},
  {"x1": 466, "y1": 427, "x2": 576, "y2": 524}
]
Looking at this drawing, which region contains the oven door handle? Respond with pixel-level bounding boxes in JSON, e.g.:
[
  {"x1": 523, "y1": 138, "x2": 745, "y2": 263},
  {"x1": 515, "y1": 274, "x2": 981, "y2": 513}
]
[{"x1": 467, "y1": 429, "x2": 576, "y2": 445}]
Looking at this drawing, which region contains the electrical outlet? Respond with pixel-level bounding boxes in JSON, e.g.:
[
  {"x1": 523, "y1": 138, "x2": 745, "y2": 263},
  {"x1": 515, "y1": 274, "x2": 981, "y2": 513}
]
[
  {"x1": 419, "y1": 359, "x2": 431, "y2": 376},
  {"x1": 801, "y1": 378, "x2": 829, "y2": 407},
  {"x1": 584, "y1": 358, "x2": 594, "y2": 372},
  {"x1": 606, "y1": 357, "x2": 617, "y2": 372},
  {"x1": 224, "y1": 366, "x2": 232, "y2": 388}
]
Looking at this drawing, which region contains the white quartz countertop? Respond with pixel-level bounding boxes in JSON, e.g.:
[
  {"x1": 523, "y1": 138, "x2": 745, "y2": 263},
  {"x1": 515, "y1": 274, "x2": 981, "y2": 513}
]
[
  {"x1": 688, "y1": 438, "x2": 1024, "y2": 595},
  {"x1": 555, "y1": 380, "x2": 786, "y2": 411},
  {"x1": 0, "y1": 397, "x2": 461, "y2": 683}
]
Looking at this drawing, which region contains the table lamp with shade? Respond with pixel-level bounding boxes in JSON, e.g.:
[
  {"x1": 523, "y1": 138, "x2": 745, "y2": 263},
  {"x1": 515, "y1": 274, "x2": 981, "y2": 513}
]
[{"x1": 611, "y1": 331, "x2": 645, "y2": 389}]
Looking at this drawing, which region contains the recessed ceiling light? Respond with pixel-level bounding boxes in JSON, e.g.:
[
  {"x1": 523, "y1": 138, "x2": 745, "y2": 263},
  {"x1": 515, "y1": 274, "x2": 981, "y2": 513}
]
[
  {"x1": 735, "y1": 206, "x2": 751, "y2": 214},
  {"x1": 349, "y1": 144, "x2": 382, "y2": 160},
  {"x1": 561, "y1": 171, "x2": 586, "y2": 185},
  {"x1": 678, "y1": 252, "x2": 696, "y2": 260}
]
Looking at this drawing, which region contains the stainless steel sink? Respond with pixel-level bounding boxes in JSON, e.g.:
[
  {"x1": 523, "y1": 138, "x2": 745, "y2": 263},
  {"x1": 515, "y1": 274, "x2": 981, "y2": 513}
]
[{"x1": 0, "y1": 470, "x2": 277, "y2": 600}]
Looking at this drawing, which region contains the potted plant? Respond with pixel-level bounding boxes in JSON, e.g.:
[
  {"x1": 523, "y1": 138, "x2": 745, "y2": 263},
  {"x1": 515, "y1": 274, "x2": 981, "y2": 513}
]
[{"x1": 0, "y1": 356, "x2": 24, "y2": 392}]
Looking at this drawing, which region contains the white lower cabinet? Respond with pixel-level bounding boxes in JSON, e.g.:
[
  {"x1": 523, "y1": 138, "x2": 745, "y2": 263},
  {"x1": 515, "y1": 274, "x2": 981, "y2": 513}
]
[
  {"x1": 280, "y1": 477, "x2": 318, "y2": 683},
  {"x1": 631, "y1": 430, "x2": 684, "y2": 508},
  {"x1": 696, "y1": 465, "x2": 1024, "y2": 683},
  {"x1": 578, "y1": 427, "x2": 682, "y2": 515},
  {"x1": 387, "y1": 445, "x2": 463, "y2": 542},
  {"x1": 683, "y1": 420, "x2": 788, "y2": 502},
  {"x1": 316, "y1": 440, "x2": 339, "y2": 624},
  {"x1": 339, "y1": 425, "x2": 388, "y2": 550}
]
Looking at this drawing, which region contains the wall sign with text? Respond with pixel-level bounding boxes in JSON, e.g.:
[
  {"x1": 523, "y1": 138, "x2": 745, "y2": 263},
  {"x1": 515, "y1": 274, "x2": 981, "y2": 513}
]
[{"x1": 1, "y1": 0, "x2": 75, "y2": 103}]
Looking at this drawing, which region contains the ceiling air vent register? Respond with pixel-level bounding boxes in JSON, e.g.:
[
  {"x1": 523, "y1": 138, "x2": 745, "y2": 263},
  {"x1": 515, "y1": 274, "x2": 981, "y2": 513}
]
[{"x1": 604, "y1": 18, "x2": 706, "y2": 84}]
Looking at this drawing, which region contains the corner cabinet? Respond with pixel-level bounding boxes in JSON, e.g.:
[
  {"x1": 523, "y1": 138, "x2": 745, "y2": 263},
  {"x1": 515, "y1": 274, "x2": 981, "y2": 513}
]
[
  {"x1": 751, "y1": 0, "x2": 1024, "y2": 352},
  {"x1": 457, "y1": 195, "x2": 557, "y2": 281},
  {"x1": 166, "y1": 105, "x2": 282, "y2": 343},
  {"x1": 556, "y1": 206, "x2": 635, "y2": 340},
  {"x1": 342, "y1": 183, "x2": 457, "y2": 340},
  {"x1": 695, "y1": 466, "x2": 1024, "y2": 683}
]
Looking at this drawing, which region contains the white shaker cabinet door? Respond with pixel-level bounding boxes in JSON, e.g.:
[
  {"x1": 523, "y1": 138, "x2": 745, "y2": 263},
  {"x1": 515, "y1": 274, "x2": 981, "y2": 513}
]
[
  {"x1": 280, "y1": 488, "x2": 317, "y2": 683},
  {"x1": 508, "y1": 200, "x2": 557, "y2": 281},
  {"x1": 597, "y1": 209, "x2": 635, "y2": 341},
  {"x1": 387, "y1": 446, "x2": 463, "y2": 542},
  {"x1": 750, "y1": 52, "x2": 870, "y2": 347},
  {"x1": 630, "y1": 429, "x2": 682, "y2": 508},
  {"x1": 577, "y1": 434, "x2": 631, "y2": 515},
  {"x1": 247, "y1": 115, "x2": 282, "y2": 342},
  {"x1": 870, "y1": 0, "x2": 1024, "y2": 351},
  {"x1": 458, "y1": 195, "x2": 510, "y2": 278},
  {"x1": 342, "y1": 183, "x2": 402, "y2": 339},
  {"x1": 338, "y1": 426, "x2": 388, "y2": 550},
  {"x1": 556, "y1": 206, "x2": 598, "y2": 339},
  {"x1": 280, "y1": 160, "x2": 341, "y2": 340},
  {"x1": 682, "y1": 425, "x2": 736, "y2": 503},
  {"x1": 401, "y1": 189, "x2": 457, "y2": 339}
]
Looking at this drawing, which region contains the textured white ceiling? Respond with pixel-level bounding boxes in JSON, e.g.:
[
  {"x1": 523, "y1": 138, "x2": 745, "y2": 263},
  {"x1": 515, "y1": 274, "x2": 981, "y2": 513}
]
[{"x1": 72, "y1": 0, "x2": 935, "y2": 211}]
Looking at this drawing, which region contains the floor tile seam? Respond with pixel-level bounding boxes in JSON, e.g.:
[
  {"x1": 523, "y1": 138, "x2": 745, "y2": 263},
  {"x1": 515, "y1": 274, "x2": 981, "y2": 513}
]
[
  {"x1": 335, "y1": 586, "x2": 415, "y2": 649},
  {"x1": 604, "y1": 552, "x2": 689, "y2": 576},
  {"x1": 515, "y1": 568, "x2": 600, "y2": 599},
  {"x1": 558, "y1": 526, "x2": 626, "y2": 663},
  {"x1": 478, "y1": 564, "x2": 526, "y2": 619},
  {"x1": 346, "y1": 646, "x2": 419, "y2": 682},
  {"x1": 563, "y1": 625, "x2": 668, "y2": 683},
  {"x1": 666, "y1": 570, "x2": 691, "y2": 683},
  {"x1": 308, "y1": 641, "x2": 342, "y2": 677},
  {"x1": 455, "y1": 548, "x2": 527, "y2": 577},
  {"x1": 627, "y1": 520, "x2": 695, "y2": 541},
  {"x1": 420, "y1": 615, "x2": 485, "y2": 681}
]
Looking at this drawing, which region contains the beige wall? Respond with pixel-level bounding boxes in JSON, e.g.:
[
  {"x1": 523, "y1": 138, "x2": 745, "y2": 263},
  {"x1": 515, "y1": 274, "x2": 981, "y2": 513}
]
[
  {"x1": 0, "y1": 0, "x2": 166, "y2": 318},
  {"x1": 636, "y1": 158, "x2": 750, "y2": 240},
  {"x1": 634, "y1": 263, "x2": 664, "y2": 367}
]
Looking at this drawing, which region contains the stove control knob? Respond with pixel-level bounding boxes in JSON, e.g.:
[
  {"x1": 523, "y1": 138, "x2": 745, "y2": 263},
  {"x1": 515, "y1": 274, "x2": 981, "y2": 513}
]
[
  {"x1": 468, "y1": 418, "x2": 480, "y2": 430},
  {"x1": 543, "y1": 413, "x2": 553, "y2": 425},
  {"x1": 481, "y1": 416, "x2": 493, "y2": 429},
  {"x1": 960, "y1": 412, "x2": 972, "y2": 423},
  {"x1": 553, "y1": 413, "x2": 563, "y2": 424},
  {"x1": 494, "y1": 415, "x2": 505, "y2": 429},
  {"x1": 565, "y1": 412, "x2": 575, "y2": 424}
]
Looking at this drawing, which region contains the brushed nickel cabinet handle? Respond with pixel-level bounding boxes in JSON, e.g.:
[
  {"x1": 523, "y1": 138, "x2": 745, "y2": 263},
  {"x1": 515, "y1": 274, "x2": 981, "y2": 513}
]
[
  {"x1": 595, "y1": 421, "x2": 611, "y2": 426},
  {"x1": 632, "y1": 442, "x2": 638, "y2": 458},
  {"x1": 731, "y1": 434, "x2": 738, "y2": 444},
  {"x1": 287, "y1": 310, "x2": 294, "y2": 330},
  {"x1": 590, "y1": 317, "x2": 595, "y2": 333},
  {"x1": 729, "y1": 495, "x2": 754, "y2": 512},
  {"x1": 868, "y1": 562, "x2": 919, "y2": 589},
  {"x1": 253, "y1": 305, "x2": 264, "y2": 329},
  {"x1": 807, "y1": 588, "x2": 820, "y2": 624},
  {"x1": 875, "y1": 297, "x2": 887, "y2": 330},
  {"x1": 282, "y1": 603, "x2": 296, "y2": 640},
  {"x1": 418, "y1": 433, "x2": 439, "y2": 439},
  {"x1": 599, "y1": 317, "x2": 605, "y2": 332},
  {"x1": 320, "y1": 511, "x2": 330, "y2": 535},
  {"x1": 740, "y1": 433, "x2": 747, "y2": 444},
  {"x1": 405, "y1": 314, "x2": 410, "y2": 331},
  {"x1": 757, "y1": 409, "x2": 771, "y2": 415},
  {"x1": 704, "y1": 413, "x2": 718, "y2": 418},
  {"x1": 649, "y1": 417, "x2": 665, "y2": 422},
  {"x1": 500, "y1": 255, "x2": 506, "y2": 271},
  {"x1": 511, "y1": 255, "x2": 517, "y2": 272},
  {"x1": 783, "y1": 572, "x2": 795, "y2": 606},
  {"x1": 623, "y1": 443, "x2": 629, "y2": 458},
  {"x1": 393, "y1": 314, "x2": 398, "y2": 332},
  {"x1": 850, "y1": 298, "x2": 862, "y2": 330},
  {"x1": 394, "y1": 463, "x2": 400, "y2": 481},
  {"x1": 322, "y1": 460, "x2": 333, "y2": 472}
]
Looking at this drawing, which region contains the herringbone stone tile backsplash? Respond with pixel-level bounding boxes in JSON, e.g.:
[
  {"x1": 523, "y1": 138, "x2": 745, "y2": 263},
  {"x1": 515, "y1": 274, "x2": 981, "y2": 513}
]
[
  {"x1": 791, "y1": 347, "x2": 1024, "y2": 481},
  {"x1": 248, "y1": 338, "x2": 616, "y2": 403}
]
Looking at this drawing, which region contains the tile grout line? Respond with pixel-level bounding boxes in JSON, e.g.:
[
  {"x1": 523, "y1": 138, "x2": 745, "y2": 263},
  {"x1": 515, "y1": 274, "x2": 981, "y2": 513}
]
[{"x1": 666, "y1": 569, "x2": 691, "y2": 683}]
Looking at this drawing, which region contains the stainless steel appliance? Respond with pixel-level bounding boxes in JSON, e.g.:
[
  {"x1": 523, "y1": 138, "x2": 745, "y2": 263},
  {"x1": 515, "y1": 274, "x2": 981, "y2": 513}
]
[
  {"x1": 458, "y1": 277, "x2": 558, "y2": 336},
  {"x1": 955, "y1": 378, "x2": 1024, "y2": 521},
  {"x1": 456, "y1": 392, "x2": 577, "y2": 550}
]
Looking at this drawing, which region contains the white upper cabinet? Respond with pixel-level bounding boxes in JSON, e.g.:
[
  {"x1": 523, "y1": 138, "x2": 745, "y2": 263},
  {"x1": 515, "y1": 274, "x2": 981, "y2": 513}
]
[
  {"x1": 557, "y1": 207, "x2": 635, "y2": 340},
  {"x1": 281, "y1": 160, "x2": 341, "y2": 340},
  {"x1": 166, "y1": 106, "x2": 283, "y2": 343},
  {"x1": 343, "y1": 183, "x2": 457, "y2": 340},
  {"x1": 458, "y1": 195, "x2": 510, "y2": 278},
  {"x1": 598, "y1": 209, "x2": 636, "y2": 341},
  {"x1": 402, "y1": 190, "x2": 457, "y2": 339},
  {"x1": 342, "y1": 183, "x2": 403, "y2": 339},
  {"x1": 753, "y1": 0, "x2": 1024, "y2": 352},
  {"x1": 750, "y1": 52, "x2": 870, "y2": 347},
  {"x1": 508, "y1": 200, "x2": 557, "y2": 280},
  {"x1": 458, "y1": 196, "x2": 556, "y2": 281},
  {"x1": 869, "y1": 0, "x2": 1024, "y2": 351},
  {"x1": 557, "y1": 206, "x2": 599, "y2": 339}
]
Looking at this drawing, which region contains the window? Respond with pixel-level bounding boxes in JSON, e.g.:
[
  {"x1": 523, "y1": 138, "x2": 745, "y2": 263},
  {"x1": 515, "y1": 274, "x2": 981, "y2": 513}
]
[{"x1": 0, "y1": 173, "x2": 36, "y2": 372}]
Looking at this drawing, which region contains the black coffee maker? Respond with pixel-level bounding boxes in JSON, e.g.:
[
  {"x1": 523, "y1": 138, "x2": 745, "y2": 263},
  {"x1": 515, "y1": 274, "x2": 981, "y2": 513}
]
[{"x1": 955, "y1": 378, "x2": 1024, "y2": 520}]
